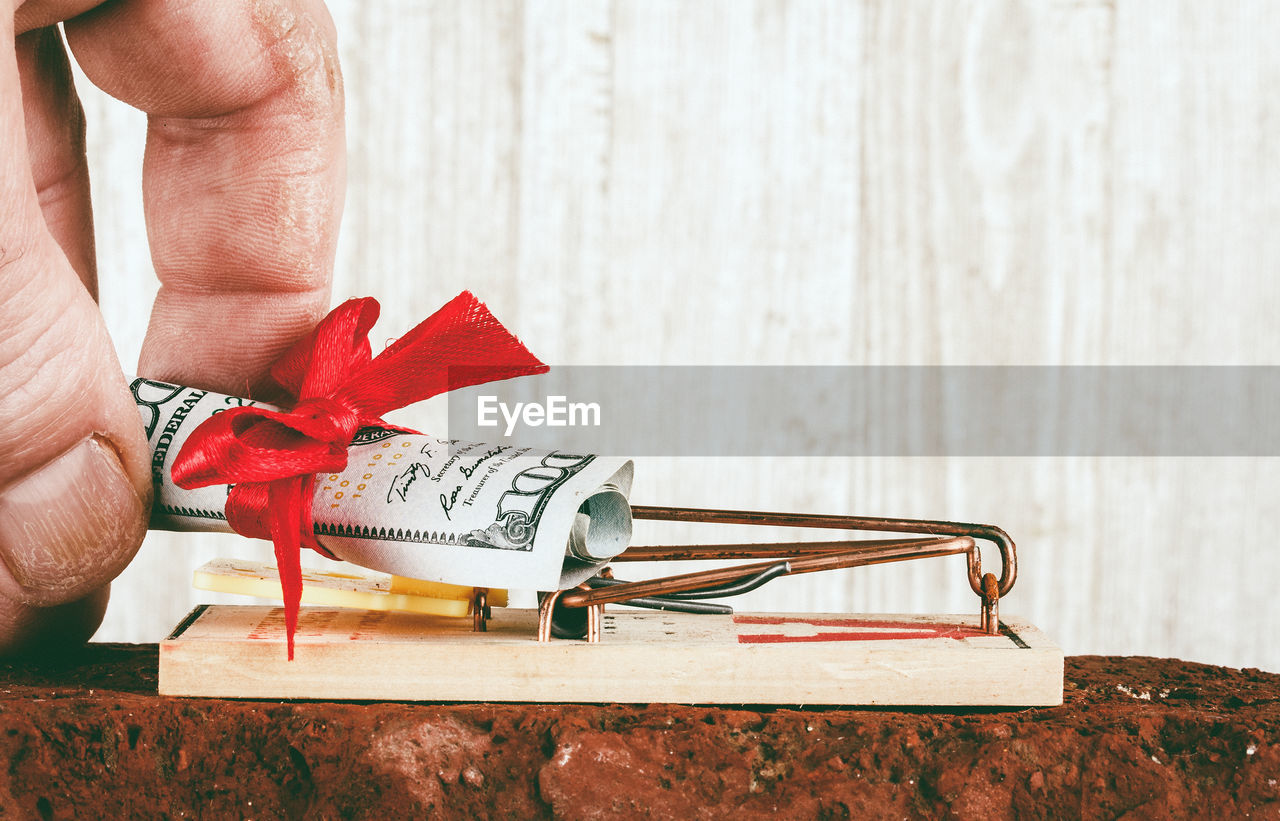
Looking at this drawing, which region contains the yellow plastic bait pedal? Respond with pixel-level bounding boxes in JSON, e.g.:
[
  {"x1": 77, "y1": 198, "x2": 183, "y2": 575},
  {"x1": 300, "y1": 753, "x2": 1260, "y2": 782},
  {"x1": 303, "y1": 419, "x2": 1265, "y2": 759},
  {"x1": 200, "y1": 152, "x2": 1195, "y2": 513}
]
[{"x1": 192, "y1": 558, "x2": 507, "y2": 618}]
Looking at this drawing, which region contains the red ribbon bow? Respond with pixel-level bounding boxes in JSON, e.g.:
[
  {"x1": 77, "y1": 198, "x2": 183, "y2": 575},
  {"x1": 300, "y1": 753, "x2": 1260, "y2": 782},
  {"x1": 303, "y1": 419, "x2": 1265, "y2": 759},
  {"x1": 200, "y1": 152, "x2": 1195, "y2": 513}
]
[{"x1": 171, "y1": 292, "x2": 548, "y2": 658}]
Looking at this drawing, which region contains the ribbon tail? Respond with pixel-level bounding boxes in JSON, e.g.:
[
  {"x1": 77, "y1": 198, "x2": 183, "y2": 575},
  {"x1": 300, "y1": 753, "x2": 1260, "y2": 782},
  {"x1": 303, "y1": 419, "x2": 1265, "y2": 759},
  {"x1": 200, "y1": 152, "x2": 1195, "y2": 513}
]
[{"x1": 268, "y1": 480, "x2": 307, "y2": 660}]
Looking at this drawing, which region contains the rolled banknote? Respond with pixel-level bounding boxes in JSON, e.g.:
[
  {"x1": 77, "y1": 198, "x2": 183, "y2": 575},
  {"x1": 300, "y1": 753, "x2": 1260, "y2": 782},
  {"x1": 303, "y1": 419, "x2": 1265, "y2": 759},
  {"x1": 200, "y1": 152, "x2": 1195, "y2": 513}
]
[{"x1": 131, "y1": 377, "x2": 634, "y2": 592}]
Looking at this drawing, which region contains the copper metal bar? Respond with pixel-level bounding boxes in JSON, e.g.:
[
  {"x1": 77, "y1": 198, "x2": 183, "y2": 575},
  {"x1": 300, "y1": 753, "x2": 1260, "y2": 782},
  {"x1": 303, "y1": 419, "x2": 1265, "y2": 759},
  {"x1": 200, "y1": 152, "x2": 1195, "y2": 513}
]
[
  {"x1": 629, "y1": 505, "x2": 1017, "y2": 597},
  {"x1": 586, "y1": 604, "x2": 602, "y2": 643},
  {"x1": 979, "y1": 573, "x2": 999, "y2": 634},
  {"x1": 471, "y1": 589, "x2": 488, "y2": 633},
  {"x1": 536, "y1": 590, "x2": 563, "y2": 643},
  {"x1": 559, "y1": 536, "x2": 975, "y2": 609},
  {"x1": 612, "y1": 538, "x2": 943, "y2": 562}
]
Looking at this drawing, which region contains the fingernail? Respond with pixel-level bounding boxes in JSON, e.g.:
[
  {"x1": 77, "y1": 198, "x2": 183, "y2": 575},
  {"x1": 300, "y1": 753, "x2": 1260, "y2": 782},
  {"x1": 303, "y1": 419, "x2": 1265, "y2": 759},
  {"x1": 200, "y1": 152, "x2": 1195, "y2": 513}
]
[{"x1": 0, "y1": 436, "x2": 146, "y2": 606}]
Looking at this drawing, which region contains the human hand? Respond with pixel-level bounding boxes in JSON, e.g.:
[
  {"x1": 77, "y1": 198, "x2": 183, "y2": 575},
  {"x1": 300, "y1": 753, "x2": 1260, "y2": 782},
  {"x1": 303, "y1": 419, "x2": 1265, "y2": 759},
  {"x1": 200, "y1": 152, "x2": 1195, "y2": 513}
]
[{"x1": 0, "y1": 0, "x2": 345, "y2": 652}]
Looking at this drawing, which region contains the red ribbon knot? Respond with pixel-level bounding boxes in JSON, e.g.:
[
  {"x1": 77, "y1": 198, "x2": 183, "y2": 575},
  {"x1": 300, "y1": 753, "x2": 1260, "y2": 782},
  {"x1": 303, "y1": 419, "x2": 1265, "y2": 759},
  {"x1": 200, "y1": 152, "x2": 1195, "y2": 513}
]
[{"x1": 170, "y1": 292, "x2": 548, "y2": 658}]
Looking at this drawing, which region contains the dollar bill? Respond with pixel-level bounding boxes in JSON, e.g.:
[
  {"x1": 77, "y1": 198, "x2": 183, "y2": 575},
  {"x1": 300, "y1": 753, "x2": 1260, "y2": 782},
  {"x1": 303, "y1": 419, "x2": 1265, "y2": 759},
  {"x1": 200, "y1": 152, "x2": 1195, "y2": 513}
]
[{"x1": 131, "y1": 378, "x2": 634, "y2": 591}]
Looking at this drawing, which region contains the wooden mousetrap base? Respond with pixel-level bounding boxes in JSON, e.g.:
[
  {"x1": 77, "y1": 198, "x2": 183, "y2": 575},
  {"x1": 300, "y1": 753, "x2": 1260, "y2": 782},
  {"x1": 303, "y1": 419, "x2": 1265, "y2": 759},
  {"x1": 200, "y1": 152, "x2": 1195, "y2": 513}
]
[{"x1": 159, "y1": 605, "x2": 1062, "y2": 706}]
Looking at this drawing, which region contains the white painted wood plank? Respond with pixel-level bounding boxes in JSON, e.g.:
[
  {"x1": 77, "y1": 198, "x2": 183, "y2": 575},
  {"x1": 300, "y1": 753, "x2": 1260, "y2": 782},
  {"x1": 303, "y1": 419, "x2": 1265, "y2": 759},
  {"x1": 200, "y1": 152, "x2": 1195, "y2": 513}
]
[{"x1": 605, "y1": 0, "x2": 861, "y2": 367}]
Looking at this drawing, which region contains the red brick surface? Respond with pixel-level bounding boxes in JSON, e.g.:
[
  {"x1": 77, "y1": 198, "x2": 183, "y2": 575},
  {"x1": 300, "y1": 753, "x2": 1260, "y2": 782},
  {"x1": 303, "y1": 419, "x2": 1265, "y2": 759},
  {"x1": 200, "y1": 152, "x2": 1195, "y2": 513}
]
[{"x1": 0, "y1": 647, "x2": 1277, "y2": 819}]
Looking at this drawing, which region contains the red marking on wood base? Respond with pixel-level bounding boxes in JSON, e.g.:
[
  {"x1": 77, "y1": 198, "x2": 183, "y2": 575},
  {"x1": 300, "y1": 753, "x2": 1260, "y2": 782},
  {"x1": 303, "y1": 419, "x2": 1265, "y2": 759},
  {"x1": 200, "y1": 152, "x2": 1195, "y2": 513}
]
[{"x1": 733, "y1": 615, "x2": 985, "y2": 644}]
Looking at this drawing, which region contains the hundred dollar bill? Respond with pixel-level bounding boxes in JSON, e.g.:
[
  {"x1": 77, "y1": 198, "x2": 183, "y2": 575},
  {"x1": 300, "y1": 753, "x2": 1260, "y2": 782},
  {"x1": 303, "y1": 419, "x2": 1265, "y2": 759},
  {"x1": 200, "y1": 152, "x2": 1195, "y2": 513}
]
[{"x1": 131, "y1": 378, "x2": 634, "y2": 592}]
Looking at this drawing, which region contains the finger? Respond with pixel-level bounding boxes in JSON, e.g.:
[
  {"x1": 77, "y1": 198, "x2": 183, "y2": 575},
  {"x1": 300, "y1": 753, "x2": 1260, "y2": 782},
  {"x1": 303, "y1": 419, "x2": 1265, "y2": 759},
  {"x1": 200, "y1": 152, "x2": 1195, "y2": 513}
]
[
  {"x1": 14, "y1": 2, "x2": 103, "y2": 36},
  {"x1": 65, "y1": 0, "x2": 345, "y2": 397},
  {"x1": 0, "y1": 585, "x2": 109, "y2": 655},
  {"x1": 15, "y1": 25, "x2": 95, "y2": 293},
  {"x1": 0, "y1": 10, "x2": 151, "y2": 611}
]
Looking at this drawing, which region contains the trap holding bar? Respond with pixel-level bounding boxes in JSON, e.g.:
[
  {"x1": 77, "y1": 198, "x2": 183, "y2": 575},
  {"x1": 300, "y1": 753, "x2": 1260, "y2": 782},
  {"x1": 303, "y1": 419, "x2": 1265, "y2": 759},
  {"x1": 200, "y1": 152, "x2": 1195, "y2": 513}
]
[{"x1": 535, "y1": 505, "x2": 1017, "y2": 642}]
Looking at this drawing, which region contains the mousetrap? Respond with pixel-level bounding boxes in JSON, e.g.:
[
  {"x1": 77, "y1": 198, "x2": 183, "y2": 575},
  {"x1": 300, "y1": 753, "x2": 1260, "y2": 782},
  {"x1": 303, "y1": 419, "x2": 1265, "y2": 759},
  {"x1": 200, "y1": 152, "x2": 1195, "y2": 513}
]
[{"x1": 159, "y1": 506, "x2": 1063, "y2": 706}]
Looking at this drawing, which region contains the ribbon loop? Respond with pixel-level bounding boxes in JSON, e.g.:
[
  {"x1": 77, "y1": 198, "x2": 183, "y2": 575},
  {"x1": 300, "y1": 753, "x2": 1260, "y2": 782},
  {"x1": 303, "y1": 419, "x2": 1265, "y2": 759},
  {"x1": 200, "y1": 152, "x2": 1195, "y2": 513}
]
[{"x1": 171, "y1": 292, "x2": 548, "y2": 658}]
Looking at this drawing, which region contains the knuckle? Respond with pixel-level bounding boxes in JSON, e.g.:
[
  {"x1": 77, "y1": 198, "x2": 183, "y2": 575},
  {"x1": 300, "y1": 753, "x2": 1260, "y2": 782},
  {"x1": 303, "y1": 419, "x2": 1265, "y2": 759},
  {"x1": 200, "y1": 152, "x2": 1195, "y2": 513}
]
[{"x1": 259, "y1": 6, "x2": 344, "y2": 115}]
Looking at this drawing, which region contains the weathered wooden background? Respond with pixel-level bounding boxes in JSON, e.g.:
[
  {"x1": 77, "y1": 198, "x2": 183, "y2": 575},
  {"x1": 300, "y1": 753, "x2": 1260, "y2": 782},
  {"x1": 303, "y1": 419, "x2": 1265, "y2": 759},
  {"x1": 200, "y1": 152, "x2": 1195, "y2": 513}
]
[{"x1": 79, "y1": 1, "x2": 1280, "y2": 670}]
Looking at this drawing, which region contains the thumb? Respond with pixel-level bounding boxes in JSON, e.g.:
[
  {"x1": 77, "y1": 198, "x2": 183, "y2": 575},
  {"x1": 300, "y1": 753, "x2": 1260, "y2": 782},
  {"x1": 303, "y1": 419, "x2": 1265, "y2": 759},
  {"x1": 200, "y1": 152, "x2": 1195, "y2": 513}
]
[
  {"x1": 0, "y1": 265, "x2": 152, "y2": 608},
  {"x1": 0, "y1": 13, "x2": 151, "y2": 614}
]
